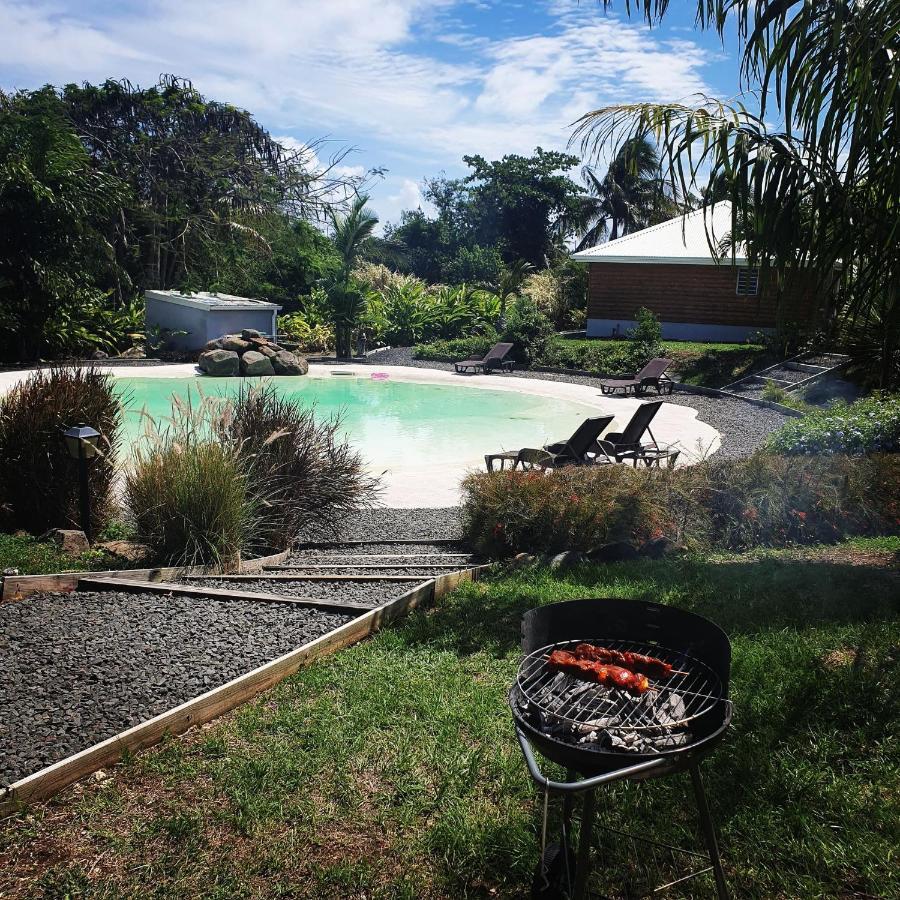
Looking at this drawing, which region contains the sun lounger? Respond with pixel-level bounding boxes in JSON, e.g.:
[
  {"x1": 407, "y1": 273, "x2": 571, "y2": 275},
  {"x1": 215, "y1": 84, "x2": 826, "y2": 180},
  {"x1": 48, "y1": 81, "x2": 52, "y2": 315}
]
[
  {"x1": 455, "y1": 342, "x2": 515, "y2": 374},
  {"x1": 543, "y1": 415, "x2": 615, "y2": 465},
  {"x1": 599, "y1": 358, "x2": 674, "y2": 396},
  {"x1": 594, "y1": 400, "x2": 664, "y2": 463}
]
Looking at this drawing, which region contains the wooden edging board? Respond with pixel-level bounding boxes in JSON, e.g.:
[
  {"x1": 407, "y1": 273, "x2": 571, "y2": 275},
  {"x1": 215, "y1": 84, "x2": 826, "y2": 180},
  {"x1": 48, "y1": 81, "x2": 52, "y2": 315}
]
[
  {"x1": 0, "y1": 548, "x2": 291, "y2": 603},
  {"x1": 76, "y1": 577, "x2": 377, "y2": 613},
  {"x1": 0, "y1": 563, "x2": 489, "y2": 816}
]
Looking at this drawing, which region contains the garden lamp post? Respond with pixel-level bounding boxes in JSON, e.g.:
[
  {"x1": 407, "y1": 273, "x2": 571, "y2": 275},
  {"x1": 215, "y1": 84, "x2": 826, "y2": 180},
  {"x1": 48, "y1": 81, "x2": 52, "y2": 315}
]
[{"x1": 62, "y1": 423, "x2": 101, "y2": 542}]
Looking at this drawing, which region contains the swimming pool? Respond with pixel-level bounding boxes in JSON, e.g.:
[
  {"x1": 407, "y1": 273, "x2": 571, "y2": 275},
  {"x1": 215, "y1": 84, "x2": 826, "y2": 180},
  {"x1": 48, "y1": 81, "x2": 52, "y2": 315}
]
[
  {"x1": 116, "y1": 372, "x2": 601, "y2": 505},
  {"x1": 0, "y1": 363, "x2": 719, "y2": 506}
]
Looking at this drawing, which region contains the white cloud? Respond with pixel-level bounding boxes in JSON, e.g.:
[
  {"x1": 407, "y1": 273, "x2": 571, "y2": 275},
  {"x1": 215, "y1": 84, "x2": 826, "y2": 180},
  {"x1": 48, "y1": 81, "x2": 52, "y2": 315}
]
[{"x1": 0, "y1": 0, "x2": 715, "y2": 213}]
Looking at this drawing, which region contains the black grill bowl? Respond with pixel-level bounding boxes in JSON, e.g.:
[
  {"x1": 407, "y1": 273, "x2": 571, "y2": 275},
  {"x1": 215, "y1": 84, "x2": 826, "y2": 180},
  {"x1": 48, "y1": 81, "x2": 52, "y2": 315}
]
[{"x1": 512, "y1": 598, "x2": 732, "y2": 778}]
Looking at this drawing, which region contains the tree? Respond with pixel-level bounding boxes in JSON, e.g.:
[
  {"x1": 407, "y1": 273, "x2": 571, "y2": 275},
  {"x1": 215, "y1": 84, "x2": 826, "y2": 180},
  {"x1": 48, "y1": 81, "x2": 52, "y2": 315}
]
[
  {"x1": 492, "y1": 260, "x2": 534, "y2": 328},
  {"x1": 462, "y1": 148, "x2": 583, "y2": 267},
  {"x1": 0, "y1": 88, "x2": 124, "y2": 361},
  {"x1": 574, "y1": 1, "x2": 900, "y2": 387},
  {"x1": 325, "y1": 194, "x2": 378, "y2": 358},
  {"x1": 62, "y1": 76, "x2": 364, "y2": 294},
  {"x1": 572, "y1": 136, "x2": 680, "y2": 249}
]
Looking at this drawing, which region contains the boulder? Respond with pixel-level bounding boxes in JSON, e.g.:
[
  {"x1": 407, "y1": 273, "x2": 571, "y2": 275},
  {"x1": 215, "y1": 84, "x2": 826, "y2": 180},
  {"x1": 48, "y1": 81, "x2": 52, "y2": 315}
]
[
  {"x1": 198, "y1": 349, "x2": 240, "y2": 376},
  {"x1": 118, "y1": 346, "x2": 146, "y2": 359},
  {"x1": 96, "y1": 540, "x2": 152, "y2": 564},
  {"x1": 549, "y1": 550, "x2": 584, "y2": 571},
  {"x1": 241, "y1": 328, "x2": 264, "y2": 340},
  {"x1": 240, "y1": 350, "x2": 276, "y2": 376},
  {"x1": 587, "y1": 541, "x2": 641, "y2": 563},
  {"x1": 48, "y1": 529, "x2": 90, "y2": 554},
  {"x1": 204, "y1": 337, "x2": 226, "y2": 351},
  {"x1": 248, "y1": 336, "x2": 270, "y2": 348},
  {"x1": 91, "y1": 349, "x2": 109, "y2": 360},
  {"x1": 271, "y1": 350, "x2": 308, "y2": 376},
  {"x1": 222, "y1": 335, "x2": 251, "y2": 353},
  {"x1": 257, "y1": 345, "x2": 277, "y2": 358}
]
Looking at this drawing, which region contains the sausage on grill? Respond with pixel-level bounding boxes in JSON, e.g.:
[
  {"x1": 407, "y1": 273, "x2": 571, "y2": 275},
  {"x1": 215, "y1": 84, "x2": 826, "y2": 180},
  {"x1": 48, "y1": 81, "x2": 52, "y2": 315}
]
[
  {"x1": 546, "y1": 650, "x2": 650, "y2": 695},
  {"x1": 574, "y1": 643, "x2": 675, "y2": 679}
]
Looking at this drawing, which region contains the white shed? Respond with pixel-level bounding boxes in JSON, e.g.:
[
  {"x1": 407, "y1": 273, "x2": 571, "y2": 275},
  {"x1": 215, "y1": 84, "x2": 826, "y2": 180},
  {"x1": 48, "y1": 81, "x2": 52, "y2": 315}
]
[{"x1": 144, "y1": 290, "x2": 281, "y2": 351}]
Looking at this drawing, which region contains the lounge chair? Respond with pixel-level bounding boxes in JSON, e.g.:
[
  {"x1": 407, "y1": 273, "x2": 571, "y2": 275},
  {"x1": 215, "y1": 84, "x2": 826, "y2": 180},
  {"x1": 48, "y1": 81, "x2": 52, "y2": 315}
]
[
  {"x1": 455, "y1": 342, "x2": 515, "y2": 374},
  {"x1": 599, "y1": 358, "x2": 674, "y2": 396},
  {"x1": 594, "y1": 400, "x2": 664, "y2": 463},
  {"x1": 484, "y1": 416, "x2": 614, "y2": 472},
  {"x1": 542, "y1": 415, "x2": 615, "y2": 465}
]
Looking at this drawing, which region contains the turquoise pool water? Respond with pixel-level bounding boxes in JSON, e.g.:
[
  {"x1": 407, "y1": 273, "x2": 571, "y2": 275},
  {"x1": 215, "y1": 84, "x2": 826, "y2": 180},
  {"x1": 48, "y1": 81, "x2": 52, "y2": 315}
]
[{"x1": 115, "y1": 374, "x2": 598, "y2": 475}]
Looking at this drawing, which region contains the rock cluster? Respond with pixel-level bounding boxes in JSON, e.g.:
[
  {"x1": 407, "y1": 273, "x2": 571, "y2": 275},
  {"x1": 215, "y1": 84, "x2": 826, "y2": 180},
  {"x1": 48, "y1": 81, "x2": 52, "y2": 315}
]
[{"x1": 197, "y1": 329, "x2": 308, "y2": 377}]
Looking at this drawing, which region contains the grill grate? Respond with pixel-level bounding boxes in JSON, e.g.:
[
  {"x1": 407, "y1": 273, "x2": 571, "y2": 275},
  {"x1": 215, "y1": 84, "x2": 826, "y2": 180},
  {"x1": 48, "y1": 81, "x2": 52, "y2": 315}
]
[{"x1": 513, "y1": 638, "x2": 725, "y2": 754}]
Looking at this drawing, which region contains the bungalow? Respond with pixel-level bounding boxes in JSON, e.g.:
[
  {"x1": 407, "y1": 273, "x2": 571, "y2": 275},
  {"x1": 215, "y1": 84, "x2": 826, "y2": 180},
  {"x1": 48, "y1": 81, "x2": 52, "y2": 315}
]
[{"x1": 570, "y1": 202, "x2": 819, "y2": 343}]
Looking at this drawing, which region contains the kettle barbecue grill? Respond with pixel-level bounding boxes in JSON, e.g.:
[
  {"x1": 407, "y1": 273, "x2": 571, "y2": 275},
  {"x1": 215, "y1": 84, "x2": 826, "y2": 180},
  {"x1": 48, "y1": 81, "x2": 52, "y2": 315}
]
[{"x1": 509, "y1": 598, "x2": 733, "y2": 899}]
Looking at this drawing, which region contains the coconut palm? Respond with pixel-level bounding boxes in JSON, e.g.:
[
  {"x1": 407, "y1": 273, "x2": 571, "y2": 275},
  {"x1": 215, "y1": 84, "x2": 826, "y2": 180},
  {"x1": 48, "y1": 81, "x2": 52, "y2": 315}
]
[
  {"x1": 574, "y1": 1, "x2": 900, "y2": 387},
  {"x1": 572, "y1": 136, "x2": 678, "y2": 250},
  {"x1": 326, "y1": 194, "x2": 378, "y2": 358}
]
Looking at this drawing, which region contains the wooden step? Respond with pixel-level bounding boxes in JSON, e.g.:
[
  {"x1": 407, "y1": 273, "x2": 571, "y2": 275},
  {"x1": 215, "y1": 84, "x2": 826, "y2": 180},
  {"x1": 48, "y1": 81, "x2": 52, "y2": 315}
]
[
  {"x1": 265, "y1": 563, "x2": 467, "y2": 571},
  {"x1": 76, "y1": 577, "x2": 373, "y2": 613},
  {"x1": 184, "y1": 573, "x2": 430, "y2": 583}
]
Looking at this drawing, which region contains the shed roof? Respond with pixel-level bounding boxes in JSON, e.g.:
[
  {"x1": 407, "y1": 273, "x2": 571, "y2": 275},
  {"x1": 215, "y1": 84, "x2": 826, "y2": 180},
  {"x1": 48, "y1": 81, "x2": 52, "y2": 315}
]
[
  {"x1": 145, "y1": 290, "x2": 280, "y2": 311},
  {"x1": 570, "y1": 202, "x2": 747, "y2": 266}
]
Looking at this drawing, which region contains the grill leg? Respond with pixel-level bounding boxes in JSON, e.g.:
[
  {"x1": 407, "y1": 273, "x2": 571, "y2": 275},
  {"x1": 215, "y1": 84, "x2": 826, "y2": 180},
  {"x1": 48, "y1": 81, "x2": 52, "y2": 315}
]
[
  {"x1": 690, "y1": 763, "x2": 729, "y2": 900},
  {"x1": 572, "y1": 788, "x2": 596, "y2": 900}
]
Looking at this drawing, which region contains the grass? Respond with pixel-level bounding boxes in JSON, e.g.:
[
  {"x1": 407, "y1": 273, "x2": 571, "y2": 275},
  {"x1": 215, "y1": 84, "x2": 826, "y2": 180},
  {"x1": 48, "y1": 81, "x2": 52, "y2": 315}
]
[
  {"x1": 1, "y1": 538, "x2": 898, "y2": 898},
  {"x1": 0, "y1": 533, "x2": 116, "y2": 575}
]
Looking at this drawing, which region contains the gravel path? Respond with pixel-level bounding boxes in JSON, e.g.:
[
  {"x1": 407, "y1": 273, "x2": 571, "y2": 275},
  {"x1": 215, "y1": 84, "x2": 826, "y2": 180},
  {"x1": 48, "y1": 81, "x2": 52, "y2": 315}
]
[
  {"x1": 364, "y1": 347, "x2": 790, "y2": 459},
  {"x1": 0, "y1": 591, "x2": 354, "y2": 784},
  {"x1": 187, "y1": 578, "x2": 412, "y2": 606},
  {"x1": 286, "y1": 545, "x2": 468, "y2": 562},
  {"x1": 300, "y1": 506, "x2": 465, "y2": 543}
]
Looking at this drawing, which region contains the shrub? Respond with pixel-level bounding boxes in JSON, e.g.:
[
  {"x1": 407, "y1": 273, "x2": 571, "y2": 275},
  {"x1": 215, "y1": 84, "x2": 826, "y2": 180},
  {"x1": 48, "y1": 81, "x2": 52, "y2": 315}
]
[
  {"x1": 218, "y1": 385, "x2": 381, "y2": 552},
  {"x1": 0, "y1": 367, "x2": 123, "y2": 535},
  {"x1": 502, "y1": 295, "x2": 554, "y2": 364},
  {"x1": 277, "y1": 313, "x2": 334, "y2": 353},
  {"x1": 538, "y1": 339, "x2": 636, "y2": 375},
  {"x1": 124, "y1": 437, "x2": 250, "y2": 568},
  {"x1": 767, "y1": 393, "x2": 900, "y2": 454},
  {"x1": 413, "y1": 332, "x2": 498, "y2": 362},
  {"x1": 124, "y1": 386, "x2": 380, "y2": 564},
  {"x1": 627, "y1": 306, "x2": 664, "y2": 362},
  {"x1": 462, "y1": 453, "x2": 900, "y2": 557}
]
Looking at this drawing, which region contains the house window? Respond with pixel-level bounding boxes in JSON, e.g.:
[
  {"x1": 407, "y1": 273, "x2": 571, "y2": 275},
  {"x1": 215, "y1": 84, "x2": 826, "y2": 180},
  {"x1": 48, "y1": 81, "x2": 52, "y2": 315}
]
[{"x1": 736, "y1": 267, "x2": 760, "y2": 296}]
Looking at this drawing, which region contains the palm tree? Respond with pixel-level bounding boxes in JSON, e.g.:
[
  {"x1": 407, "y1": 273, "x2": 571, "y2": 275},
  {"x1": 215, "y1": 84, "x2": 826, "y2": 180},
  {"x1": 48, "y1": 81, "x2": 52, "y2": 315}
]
[
  {"x1": 493, "y1": 259, "x2": 534, "y2": 328},
  {"x1": 574, "y1": 2, "x2": 900, "y2": 387},
  {"x1": 326, "y1": 194, "x2": 378, "y2": 359},
  {"x1": 572, "y1": 136, "x2": 678, "y2": 250}
]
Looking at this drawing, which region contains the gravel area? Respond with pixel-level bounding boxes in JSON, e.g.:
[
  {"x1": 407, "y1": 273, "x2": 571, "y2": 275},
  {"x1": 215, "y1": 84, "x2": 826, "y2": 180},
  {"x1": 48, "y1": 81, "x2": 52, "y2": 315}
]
[
  {"x1": 188, "y1": 578, "x2": 414, "y2": 606},
  {"x1": 298, "y1": 506, "x2": 465, "y2": 543},
  {"x1": 276, "y1": 566, "x2": 458, "y2": 576},
  {"x1": 363, "y1": 347, "x2": 791, "y2": 460},
  {"x1": 0, "y1": 591, "x2": 355, "y2": 784}
]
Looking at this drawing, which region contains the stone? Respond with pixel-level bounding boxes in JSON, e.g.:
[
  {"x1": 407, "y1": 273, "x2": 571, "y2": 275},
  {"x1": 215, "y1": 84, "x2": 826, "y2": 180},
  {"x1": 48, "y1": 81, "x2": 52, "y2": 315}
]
[
  {"x1": 241, "y1": 328, "x2": 263, "y2": 340},
  {"x1": 640, "y1": 536, "x2": 677, "y2": 559},
  {"x1": 257, "y1": 345, "x2": 277, "y2": 358},
  {"x1": 91, "y1": 349, "x2": 109, "y2": 360},
  {"x1": 271, "y1": 350, "x2": 308, "y2": 376},
  {"x1": 198, "y1": 349, "x2": 240, "y2": 376},
  {"x1": 549, "y1": 550, "x2": 584, "y2": 571},
  {"x1": 96, "y1": 540, "x2": 152, "y2": 564},
  {"x1": 587, "y1": 541, "x2": 641, "y2": 563},
  {"x1": 248, "y1": 336, "x2": 270, "y2": 348},
  {"x1": 204, "y1": 337, "x2": 226, "y2": 351},
  {"x1": 221, "y1": 336, "x2": 251, "y2": 353},
  {"x1": 48, "y1": 529, "x2": 90, "y2": 555},
  {"x1": 240, "y1": 350, "x2": 276, "y2": 376},
  {"x1": 118, "y1": 346, "x2": 146, "y2": 359}
]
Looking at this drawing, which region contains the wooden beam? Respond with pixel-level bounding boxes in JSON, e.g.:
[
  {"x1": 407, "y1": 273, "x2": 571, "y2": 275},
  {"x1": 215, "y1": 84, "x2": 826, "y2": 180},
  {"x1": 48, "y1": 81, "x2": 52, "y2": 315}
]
[
  {"x1": 183, "y1": 573, "x2": 427, "y2": 583},
  {"x1": 263, "y1": 563, "x2": 465, "y2": 571},
  {"x1": 0, "y1": 579, "x2": 435, "y2": 815},
  {"x1": 76, "y1": 577, "x2": 374, "y2": 613},
  {"x1": 0, "y1": 549, "x2": 291, "y2": 603}
]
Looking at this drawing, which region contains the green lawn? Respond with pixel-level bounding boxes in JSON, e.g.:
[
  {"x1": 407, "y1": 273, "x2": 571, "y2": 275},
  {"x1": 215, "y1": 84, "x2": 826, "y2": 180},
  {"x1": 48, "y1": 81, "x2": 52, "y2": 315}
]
[{"x1": 1, "y1": 540, "x2": 898, "y2": 899}]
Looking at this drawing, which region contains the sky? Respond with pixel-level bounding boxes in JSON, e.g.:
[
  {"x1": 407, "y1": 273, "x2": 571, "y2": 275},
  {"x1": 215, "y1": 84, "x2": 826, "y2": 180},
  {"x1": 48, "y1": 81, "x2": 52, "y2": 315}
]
[{"x1": 0, "y1": 0, "x2": 744, "y2": 230}]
